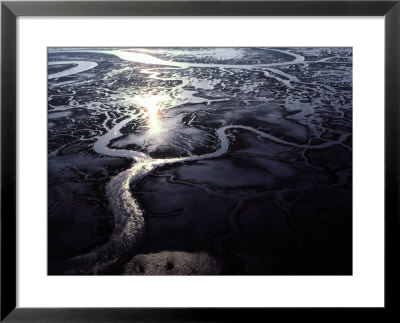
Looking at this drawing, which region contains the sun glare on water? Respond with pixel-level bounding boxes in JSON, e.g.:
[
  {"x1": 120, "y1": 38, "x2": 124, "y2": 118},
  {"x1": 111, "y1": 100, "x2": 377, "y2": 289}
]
[{"x1": 131, "y1": 94, "x2": 170, "y2": 135}]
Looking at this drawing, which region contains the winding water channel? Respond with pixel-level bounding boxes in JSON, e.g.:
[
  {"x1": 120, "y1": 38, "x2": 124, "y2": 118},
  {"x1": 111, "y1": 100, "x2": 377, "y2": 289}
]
[{"x1": 48, "y1": 48, "x2": 352, "y2": 274}]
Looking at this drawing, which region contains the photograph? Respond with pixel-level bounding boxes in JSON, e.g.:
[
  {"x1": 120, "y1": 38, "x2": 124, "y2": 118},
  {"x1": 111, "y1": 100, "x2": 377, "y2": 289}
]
[{"x1": 47, "y1": 47, "x2": 352, "y2": 276}]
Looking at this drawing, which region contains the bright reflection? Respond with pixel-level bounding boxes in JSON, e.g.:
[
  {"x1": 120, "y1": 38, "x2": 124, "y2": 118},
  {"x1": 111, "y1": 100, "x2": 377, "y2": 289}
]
[
  {"x1": 110, "y1": 50, "x2": 186, "y2": 67},
  {"x1": 131, "y1": 94, "x2": 170, "y2": 135}
]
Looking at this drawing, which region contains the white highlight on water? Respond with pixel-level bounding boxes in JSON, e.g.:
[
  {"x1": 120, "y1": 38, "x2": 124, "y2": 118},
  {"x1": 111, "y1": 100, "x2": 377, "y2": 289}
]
[
  {"x1": 50, "y1": 48, "x2": 349, "y2": 274},
  {"x1": 48, "y1": 61, "x2": 98, "y2": 79}
]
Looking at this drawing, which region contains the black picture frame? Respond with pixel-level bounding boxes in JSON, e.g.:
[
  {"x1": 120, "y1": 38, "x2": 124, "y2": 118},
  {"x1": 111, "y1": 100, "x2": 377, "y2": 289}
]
[{"x1": 1, "y1": 0, "x2": 399, "y2": 321}]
